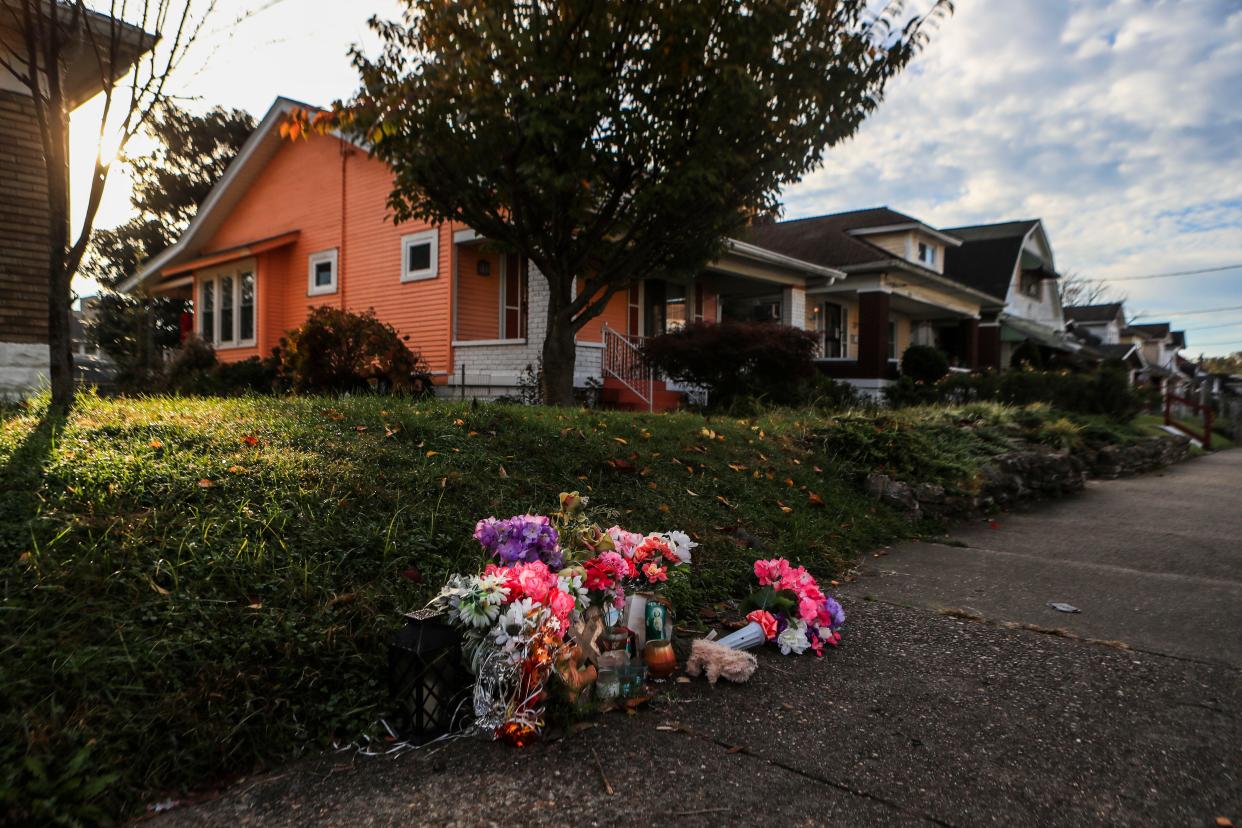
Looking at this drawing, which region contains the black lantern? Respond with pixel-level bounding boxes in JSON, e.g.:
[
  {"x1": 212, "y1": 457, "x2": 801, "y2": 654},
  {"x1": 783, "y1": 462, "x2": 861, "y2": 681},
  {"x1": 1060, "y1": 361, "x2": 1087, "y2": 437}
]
[{"x1": 388, "y1": 613, "x2": 472, "y2": 743}]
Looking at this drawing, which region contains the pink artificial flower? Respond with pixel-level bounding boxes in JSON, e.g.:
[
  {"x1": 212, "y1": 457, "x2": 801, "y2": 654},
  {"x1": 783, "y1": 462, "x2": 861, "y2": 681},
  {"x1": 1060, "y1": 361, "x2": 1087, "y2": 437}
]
[
  {"x1": 809, "y1": 634, "x2": 824, "y2": 657},
  {"x1": 598, "y1": 551, "x2": 628, "y2": 578},
  {"x1": 606, "y1": 526, "x2": 644, "y2": 558},
  {"x1": 798, "y1": 595, "x2": 822, "y2": 626},
  {"x1": 515, "y1": 561, "x2": 554, "y2": 604},
  {"x1": 642, "y1": 562, "x2": 668, "y2": 583},
  {"x1": 547, "y1": 588, "x2": 576, "y2": 625},
  {"x1": 753, "y1": 558, "x2": 790, "y2": 587},
  {"x1": 746, "y1": 610, "x2": 779, "y2": 641}
]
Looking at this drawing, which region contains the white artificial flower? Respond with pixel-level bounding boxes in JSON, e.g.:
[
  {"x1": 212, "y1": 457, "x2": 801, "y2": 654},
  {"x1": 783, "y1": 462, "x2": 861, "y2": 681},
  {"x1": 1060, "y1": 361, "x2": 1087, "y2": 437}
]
[
  {"x1": 663, "y1": 530, "x2": 697, "y2": 565},
  {"x1": 777, "y1": 621, "x2": 810, "y2": 656},
  {"x1": 491, "y1": 598, "x2": 536, "y2": 648},
  {"x1": 458, "y1": 597, "x2": 499, "y2": 629},
  {"x1": 558, "y1": 573, "x2": 590, "y2": 608}
]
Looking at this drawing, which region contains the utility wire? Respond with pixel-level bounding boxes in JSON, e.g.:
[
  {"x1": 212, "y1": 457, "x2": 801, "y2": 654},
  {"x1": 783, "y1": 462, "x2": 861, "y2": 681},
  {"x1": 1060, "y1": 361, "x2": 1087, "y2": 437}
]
[
  {"x1": 1083, "y1": 263, "x2": 1242, "y2": 282},
  {"x1": 1186, "y1": 320, "x2": 1242, "y2": 332},
  {"x1": 1131, "y1": 304, "x2": 1242, "y2": 320}
]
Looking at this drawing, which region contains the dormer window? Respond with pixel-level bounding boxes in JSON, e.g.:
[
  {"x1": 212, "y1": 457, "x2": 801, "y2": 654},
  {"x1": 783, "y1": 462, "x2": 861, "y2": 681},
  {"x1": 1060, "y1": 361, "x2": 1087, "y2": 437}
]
[
  {"x1": 1020, "y1": 272, "x2": 1041, "y2": 298},
  {"x1": 917, "y1": 242, "x2": 936, "y2": 266}
]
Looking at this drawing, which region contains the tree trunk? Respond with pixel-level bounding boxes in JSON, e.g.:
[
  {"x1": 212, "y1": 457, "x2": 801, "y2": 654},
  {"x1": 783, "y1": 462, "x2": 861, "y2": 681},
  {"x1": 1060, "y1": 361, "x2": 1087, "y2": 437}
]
[
  {"x1": 540, "y1": 310, "x2": 577, "y2": 406},
  {"x1": 46, "y1": 105, "x2": 74, "y2": 411}
]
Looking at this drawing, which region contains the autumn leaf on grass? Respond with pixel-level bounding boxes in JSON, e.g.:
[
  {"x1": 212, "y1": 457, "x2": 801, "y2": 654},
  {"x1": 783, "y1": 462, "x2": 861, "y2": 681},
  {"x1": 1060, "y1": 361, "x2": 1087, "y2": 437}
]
[
  {"x1": 425, "y1": 450, "x2": 439, "y2": 458},
  {"x1": 658, "y1": 503, "x2": 670, "y2": 513},
  {"x1": 776, "y1": 500, "x2": 793, "y2": 513},
  {"x1": 727, "y1": 463, "x2": 746, "y2": 473},
  {"x1": 613, "y1": 436, "x2": 628, "y2": 445},
  {"x1": 498, "y1": 464, "x2": 509, "y2": 479},
  {"x1": 197, "y1": 478, "x2": 215, "y2": 488},
  {"x1": 453, "y1": 418, "x2": 465, "y2": 426},
  {"x1": 686, "y1": 489, "x2": 699, "y2": 497},
  {"x1": 715, "y1": 495, "x2": 735, "y2": 509},
  {"x1": 148, "y1": 439, "x2": 163, "y2": 449},
  {"x1": 384, "y1": 425, "x2": 400, "y2": 439},
  {"x1": 240, "y1": 435, "x2": 259, "y2": 447},
  {"x1": 807, "y1": 492, "x2": 826, "y2": 507},
  {"x1": 608, "y1": 458, "x2": 635, "y2": 473},
  {"x1": 227, "y1": 465, "x2": 246, "y2": 474}
]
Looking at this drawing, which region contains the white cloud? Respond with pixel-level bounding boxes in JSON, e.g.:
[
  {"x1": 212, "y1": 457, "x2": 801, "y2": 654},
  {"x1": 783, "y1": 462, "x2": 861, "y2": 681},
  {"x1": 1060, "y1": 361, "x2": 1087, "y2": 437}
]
[{"x1": 783, "y1": 0, "x2": 1242, "y2": 355}]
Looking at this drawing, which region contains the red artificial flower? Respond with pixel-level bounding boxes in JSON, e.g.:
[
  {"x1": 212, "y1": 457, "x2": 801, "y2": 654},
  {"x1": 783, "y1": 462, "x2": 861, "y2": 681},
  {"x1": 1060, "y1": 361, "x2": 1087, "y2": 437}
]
[
  {"x1": 642, "y1": 562, "x2": 668, "y2": 583},
  {"x1": 746, "y1": 610, "x2": 779, "y2": 641}
]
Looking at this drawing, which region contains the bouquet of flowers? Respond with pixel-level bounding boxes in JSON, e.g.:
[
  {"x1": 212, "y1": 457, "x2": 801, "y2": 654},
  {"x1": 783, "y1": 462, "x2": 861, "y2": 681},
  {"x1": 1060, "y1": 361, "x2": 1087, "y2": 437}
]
[
  {"x1": 418, "y1": 492, "x2": 695, "y2": 743},
  {"x1": 726, "y1": 558, "x2": 845, "y2": 656}
]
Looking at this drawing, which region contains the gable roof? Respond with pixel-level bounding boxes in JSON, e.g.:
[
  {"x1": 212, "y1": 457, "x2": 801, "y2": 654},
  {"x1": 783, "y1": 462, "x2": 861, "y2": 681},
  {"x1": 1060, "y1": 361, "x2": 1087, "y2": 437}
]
[
  {"x1": 1064, "y1": 303, "x2": 1125, "y2": 324},
  {"x1": 742, "y1": 207, "x2": 1003, "y2": 304},
  {"x1": 119, "y1": 96, "x2": 344, "y2": 292},
  {"x1": 941, "y1": 219, "x2": 1045, "y2": 302},
  {"x1": 1129, "y1": 322, "x2": 1171, "y2": 339},
  {"x1": 1171, "y1": 330, "x2": 1186, "y2": 348}
]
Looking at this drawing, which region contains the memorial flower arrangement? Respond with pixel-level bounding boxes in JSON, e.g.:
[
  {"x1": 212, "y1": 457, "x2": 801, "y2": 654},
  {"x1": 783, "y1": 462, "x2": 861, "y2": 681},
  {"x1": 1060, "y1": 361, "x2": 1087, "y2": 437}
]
[
  {"x1": 738, "y1": 558, "x2": 845, "y2": 656},
  {"x1": 419, "y1": 492, "x2": 695, "y2": 744}
]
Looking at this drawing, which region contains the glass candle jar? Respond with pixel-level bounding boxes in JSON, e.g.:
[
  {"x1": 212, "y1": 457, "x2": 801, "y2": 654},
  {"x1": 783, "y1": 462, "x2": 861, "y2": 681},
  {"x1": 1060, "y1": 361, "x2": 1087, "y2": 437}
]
[
  {"x1": 643, "y1": 639, "x2": 677, "y2": 679},
  {"x1": 596, "y1": 668, "x2": 621, "y2": 701}
]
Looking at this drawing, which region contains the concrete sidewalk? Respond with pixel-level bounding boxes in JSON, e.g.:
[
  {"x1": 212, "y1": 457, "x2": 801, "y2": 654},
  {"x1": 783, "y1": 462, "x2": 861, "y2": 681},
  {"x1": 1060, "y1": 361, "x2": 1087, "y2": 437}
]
[
  {"x1": 158, "y1": 452, "x2": 1242, "y2": 827},
  {"x1": 853, "y1": 448, "x2": 1242, "y2": 667}
]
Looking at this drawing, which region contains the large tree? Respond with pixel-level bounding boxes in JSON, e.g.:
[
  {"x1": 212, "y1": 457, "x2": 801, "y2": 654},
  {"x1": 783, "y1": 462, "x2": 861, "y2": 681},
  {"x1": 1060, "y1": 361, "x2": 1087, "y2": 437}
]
[
  {"x1": 84, "y1": 103, "x2": 254, "y2": 385},
  {"x1": 300, "y1": 0, "x2": 950, "y2": 405},
  {"x1": 0, "y1": 0, "x2": 210, "y2": 409}
]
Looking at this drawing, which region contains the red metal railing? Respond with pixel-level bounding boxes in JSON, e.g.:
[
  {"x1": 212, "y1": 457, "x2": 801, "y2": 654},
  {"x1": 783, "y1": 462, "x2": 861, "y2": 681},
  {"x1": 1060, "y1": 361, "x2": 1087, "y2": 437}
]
[
  {"x1": 1164, "y1": 392, "x2": 1213, "y2": 450},
  {"x1": 602, "y1": 324, "x2": 653, "y2": 411}
]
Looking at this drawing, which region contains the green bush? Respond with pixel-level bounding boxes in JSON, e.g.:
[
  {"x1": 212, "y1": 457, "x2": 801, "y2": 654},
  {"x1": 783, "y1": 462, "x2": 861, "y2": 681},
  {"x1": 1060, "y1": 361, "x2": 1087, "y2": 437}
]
[
  {"x1": 900, "y1": 344, "x2": 949, "y2": 384},
  {"x1": 641, "y1": 320, "x2": 817, "y2": 410},
  {"x1": 164, "y1": 337, "x2": 277, "y2": 395},
  {"x1": 886, "y1": 366, "x2": 1141, "y2": 421},
  {"x1": 272, "y1": 307, "x2": 433, "y2": 395}
]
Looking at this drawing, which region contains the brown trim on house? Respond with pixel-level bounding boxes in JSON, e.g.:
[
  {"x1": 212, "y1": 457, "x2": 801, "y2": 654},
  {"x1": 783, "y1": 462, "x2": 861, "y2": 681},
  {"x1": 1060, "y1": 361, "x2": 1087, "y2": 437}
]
[
  {"x1": 857, "y1": 291, "x2": 891, "y2": 378},
  {"x1": 979, "y1": 324, "x2": 1002, "y2": 371},
  {"x1": 958, "y1": 318, "x2": 980, "y2": 370},
  {"x1": 161, "y1": 231, "x2": 301, "y2": 277}
]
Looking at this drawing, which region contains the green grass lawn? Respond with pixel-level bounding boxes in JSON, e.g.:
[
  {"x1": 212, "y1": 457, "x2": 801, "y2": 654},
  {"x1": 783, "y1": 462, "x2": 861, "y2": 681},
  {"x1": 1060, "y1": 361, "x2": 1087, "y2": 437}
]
[{"x1": 0, "y1": 393, "x2": 1167, "y2": 822}]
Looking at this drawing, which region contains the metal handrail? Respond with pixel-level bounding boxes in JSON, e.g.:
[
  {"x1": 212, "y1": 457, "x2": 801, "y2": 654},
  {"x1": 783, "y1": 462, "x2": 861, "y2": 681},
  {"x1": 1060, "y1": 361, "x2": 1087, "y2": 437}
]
[
  {"x1": 1165, "y1": 392, "x2": 1214, "y2": 450},
  {"x1": 601, "y1": 324, "x2": 653, "y2": 411}
]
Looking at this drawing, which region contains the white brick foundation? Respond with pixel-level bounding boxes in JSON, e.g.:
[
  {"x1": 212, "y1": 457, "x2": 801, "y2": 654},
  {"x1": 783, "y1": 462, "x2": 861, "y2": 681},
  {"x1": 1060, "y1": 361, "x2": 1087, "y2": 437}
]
[{"x1": 0, "y1": 341, "x2": 48, "y2": 400}]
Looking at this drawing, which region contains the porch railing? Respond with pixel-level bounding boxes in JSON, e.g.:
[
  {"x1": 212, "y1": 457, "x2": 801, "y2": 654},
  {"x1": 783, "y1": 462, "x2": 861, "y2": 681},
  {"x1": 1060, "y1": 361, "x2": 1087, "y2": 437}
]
[
  {"x1": 1164, "y1": 392, "x2": 1213, "y2": 450},
  {"x1": 602, "y1": 324, "x2": 653, "y2": 411}
]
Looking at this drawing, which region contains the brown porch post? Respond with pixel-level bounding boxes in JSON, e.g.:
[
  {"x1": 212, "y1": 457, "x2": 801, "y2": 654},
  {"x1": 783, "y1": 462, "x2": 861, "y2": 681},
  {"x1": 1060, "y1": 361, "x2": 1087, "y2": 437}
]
[
  {"x1": 857, "y1": 291, "x2": 891, "y2": 378},
  {"x1": 979, "y1": 324, "x2": 1002, "y2": 371},
  {"x1": 958, "y1": 318, "x2": 980, "y2": 370}
]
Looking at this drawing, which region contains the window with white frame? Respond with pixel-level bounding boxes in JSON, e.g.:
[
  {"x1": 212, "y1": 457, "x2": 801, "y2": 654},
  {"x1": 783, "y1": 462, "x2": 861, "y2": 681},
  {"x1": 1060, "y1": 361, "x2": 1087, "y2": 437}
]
[
  {"x1": 401, "y1": 229, "x2": 439, "y2": 282},
  {"x1": 199, "y1": 263, "x2": 256, "y2": 348},
  {"x1": 307, "y1": 249, "x2": 338, "y2": 296},
  {"x1": 500, "y1": 254, "x2": 528, "y2": 339},
  {"x1": 917, "y1": 241, "x2": 936, "y2": 267}
]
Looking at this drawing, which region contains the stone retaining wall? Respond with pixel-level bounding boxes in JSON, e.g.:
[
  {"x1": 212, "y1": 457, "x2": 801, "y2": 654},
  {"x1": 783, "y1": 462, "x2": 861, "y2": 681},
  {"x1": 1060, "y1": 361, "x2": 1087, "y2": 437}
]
[{"x1": 865, "y1": 434, "x2": 1192, "y2": 521}]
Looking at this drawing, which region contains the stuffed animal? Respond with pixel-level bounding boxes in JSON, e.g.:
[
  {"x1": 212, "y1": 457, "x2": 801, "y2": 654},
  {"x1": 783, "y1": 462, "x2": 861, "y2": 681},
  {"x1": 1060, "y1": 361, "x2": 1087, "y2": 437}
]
[{"x1": 684, "y1": 638, "x2": 757, "y2": 685}]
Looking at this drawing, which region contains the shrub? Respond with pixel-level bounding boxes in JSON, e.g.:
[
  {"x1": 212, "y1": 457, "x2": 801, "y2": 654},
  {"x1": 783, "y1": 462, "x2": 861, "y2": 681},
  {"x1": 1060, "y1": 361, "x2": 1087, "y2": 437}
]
[
  {"x1": 88, "y1": 291, "x2": 188, "y2": 389},
  {"x1": 641, "y1": 321, "x2": 816, "y2": 409},
  {"x1": 164, "y1": 337, "x2": 277, "y2": 395},
  {"x1": 272, "y1": 307, "x2": 433, "y2": 395},
  {"x1": 807, "y1": 374, "x2": 868, "y2": 411},
  {"x1": 900, "y1": 344, "x2": 950, "y2": 384}
]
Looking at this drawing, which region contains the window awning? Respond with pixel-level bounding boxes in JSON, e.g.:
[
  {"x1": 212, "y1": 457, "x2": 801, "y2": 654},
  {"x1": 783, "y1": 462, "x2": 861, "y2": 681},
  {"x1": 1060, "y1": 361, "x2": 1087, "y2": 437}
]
[
  {"x1": 161, "y1": 230, "x2": 301, "y2": 278},
  {"x1": 999, "y1": 314, "x2": 1072, "y2": 350}
]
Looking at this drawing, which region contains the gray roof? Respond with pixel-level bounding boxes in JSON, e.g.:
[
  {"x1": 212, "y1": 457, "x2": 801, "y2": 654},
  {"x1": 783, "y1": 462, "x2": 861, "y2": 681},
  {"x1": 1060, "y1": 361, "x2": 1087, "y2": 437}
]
[
  {"x1": 942, "y1": 220, "x2": 1045, "y2": 303},
  {"x1": 1064, "y1": 303, "x2": 1125, "y2": 324}
]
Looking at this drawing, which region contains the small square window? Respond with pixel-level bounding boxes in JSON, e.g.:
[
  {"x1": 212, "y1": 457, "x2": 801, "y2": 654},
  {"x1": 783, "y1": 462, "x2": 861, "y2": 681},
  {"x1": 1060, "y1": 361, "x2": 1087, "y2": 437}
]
[
  {"x1": 402, "y1": 229, "x2": 439, "y2": 282},
  {"x1": 918, "y1": 242, "x2": 936, "y2": 266},
  {"x1": 308, "y1": 249, "x2": 338, "y2": 296}
]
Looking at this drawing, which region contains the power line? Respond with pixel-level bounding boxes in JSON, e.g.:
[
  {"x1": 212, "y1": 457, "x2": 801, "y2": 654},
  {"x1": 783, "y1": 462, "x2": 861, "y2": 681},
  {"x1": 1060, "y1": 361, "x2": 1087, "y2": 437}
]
[
  {"x1": 1186, "y1": 320, "x2": 1242, "y2": 332},
  {"x1": 1083, "y1": 263, "x2": 1242, "y2": 282},
  {"x1": 1188, "y1": 338, "x2": 1242, "y2": 347},
  {"x1": 1131, "y1": 304, "x2": 1242, "y2": 319}
]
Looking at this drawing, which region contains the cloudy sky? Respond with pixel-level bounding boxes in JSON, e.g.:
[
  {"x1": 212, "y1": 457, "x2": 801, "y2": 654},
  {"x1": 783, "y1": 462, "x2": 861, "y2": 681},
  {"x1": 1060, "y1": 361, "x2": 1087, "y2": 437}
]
[{"x1": 71, "y1": 0, "x2": 1242, "y2": 355}]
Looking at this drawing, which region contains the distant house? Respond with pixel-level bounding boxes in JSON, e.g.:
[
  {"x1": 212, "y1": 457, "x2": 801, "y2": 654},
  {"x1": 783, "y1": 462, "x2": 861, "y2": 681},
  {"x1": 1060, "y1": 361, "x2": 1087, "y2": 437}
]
[
  {"x1": 0, "y1": 8, "x2": 152, "y2": 398},
  {"x1": 121, "y1": 97, "x2": 843, "y2": 408},
  {"x1": 1064, "y1": 303, "x2": 1188, "y2": 392},
  {"x1": 942, "y1": 219, "x2": 1083, "y2": 369},
  {"x1": 744, "y1": 208, "x2": 1000, "y2": 396}
]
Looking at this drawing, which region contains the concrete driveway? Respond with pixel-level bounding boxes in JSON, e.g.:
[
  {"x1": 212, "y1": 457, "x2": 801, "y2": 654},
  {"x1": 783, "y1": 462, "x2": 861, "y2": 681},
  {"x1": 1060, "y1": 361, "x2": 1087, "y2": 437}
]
[{"x1": 852, "y1": 448, "x2": 1242, "y2": 667}]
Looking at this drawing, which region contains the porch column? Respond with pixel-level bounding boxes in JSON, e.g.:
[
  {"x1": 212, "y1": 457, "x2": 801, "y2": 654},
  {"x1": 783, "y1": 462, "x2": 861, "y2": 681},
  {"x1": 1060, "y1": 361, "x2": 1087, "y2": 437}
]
[
  {"x1": 958, "y1": 318, "x2": 980, "y2": 370},
  {"x1": 979, "y1": 323, "x2": 1002, "y2": 371},
  {"x1": 857, "y1": 291, "x2": 891, "y2": 378},
  {"x1": 781, "y1": 285, "x2": 807, "y2": 329}
]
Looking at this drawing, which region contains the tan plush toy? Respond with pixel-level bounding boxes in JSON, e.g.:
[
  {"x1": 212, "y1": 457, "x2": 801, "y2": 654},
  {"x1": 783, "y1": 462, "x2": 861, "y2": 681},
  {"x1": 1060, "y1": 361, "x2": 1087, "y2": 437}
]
[{"x1": 684, "y1": 638, "x2": 758, "y2": 685}]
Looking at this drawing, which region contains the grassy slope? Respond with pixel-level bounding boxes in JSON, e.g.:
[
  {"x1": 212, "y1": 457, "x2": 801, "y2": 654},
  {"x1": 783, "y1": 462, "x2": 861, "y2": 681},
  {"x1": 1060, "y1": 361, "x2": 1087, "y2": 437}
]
[
  {"x1": 0, "y1": 394, "x2": 1167, "y2": 821},
  {"x1": 2, "y1": 393, "x2": 917, "y2": 820}
]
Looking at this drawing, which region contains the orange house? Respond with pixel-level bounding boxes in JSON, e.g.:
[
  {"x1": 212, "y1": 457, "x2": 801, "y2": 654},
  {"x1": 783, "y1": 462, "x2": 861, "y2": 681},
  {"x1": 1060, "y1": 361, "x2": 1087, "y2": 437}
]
[{"x1": 123, "y1": 98, "x2": 844, "y2": 405}]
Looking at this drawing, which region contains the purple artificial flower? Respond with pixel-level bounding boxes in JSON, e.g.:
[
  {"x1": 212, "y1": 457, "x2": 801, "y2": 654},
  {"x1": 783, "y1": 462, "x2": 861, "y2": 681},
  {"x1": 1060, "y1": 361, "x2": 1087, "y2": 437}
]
[
  {"x1": 823, "y1": 596, "x2": 845, "y2": 628},
  {"x1": 475, "y1": 514, "x2": 562, "y2": 568}
]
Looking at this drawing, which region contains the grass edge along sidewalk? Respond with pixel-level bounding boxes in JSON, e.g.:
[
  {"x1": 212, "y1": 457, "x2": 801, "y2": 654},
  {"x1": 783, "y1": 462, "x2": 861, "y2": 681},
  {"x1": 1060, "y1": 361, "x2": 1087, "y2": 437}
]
[{"x1": 0, "y1": 393, "x2": 1173, "y2": 823}]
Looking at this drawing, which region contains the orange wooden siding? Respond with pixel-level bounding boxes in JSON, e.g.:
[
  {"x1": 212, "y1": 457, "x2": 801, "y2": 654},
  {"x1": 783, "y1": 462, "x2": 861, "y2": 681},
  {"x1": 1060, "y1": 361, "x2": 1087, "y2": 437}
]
[
  {"x1": 194, "y1": 132, "x2": 454, "y2": 372},
  {"x1": 455, "y1": 244, "x2": 503, "y2": 341},
  {"x1": 575, "y1": 279, "x2": 631, "y2": 343}
]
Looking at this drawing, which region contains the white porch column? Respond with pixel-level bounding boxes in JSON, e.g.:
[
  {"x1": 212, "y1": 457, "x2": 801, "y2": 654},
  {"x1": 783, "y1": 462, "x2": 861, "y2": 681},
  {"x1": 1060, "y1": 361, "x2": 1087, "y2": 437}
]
[{"x1": 781, "y1": 285, "x2": 807, "y2": 329}]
